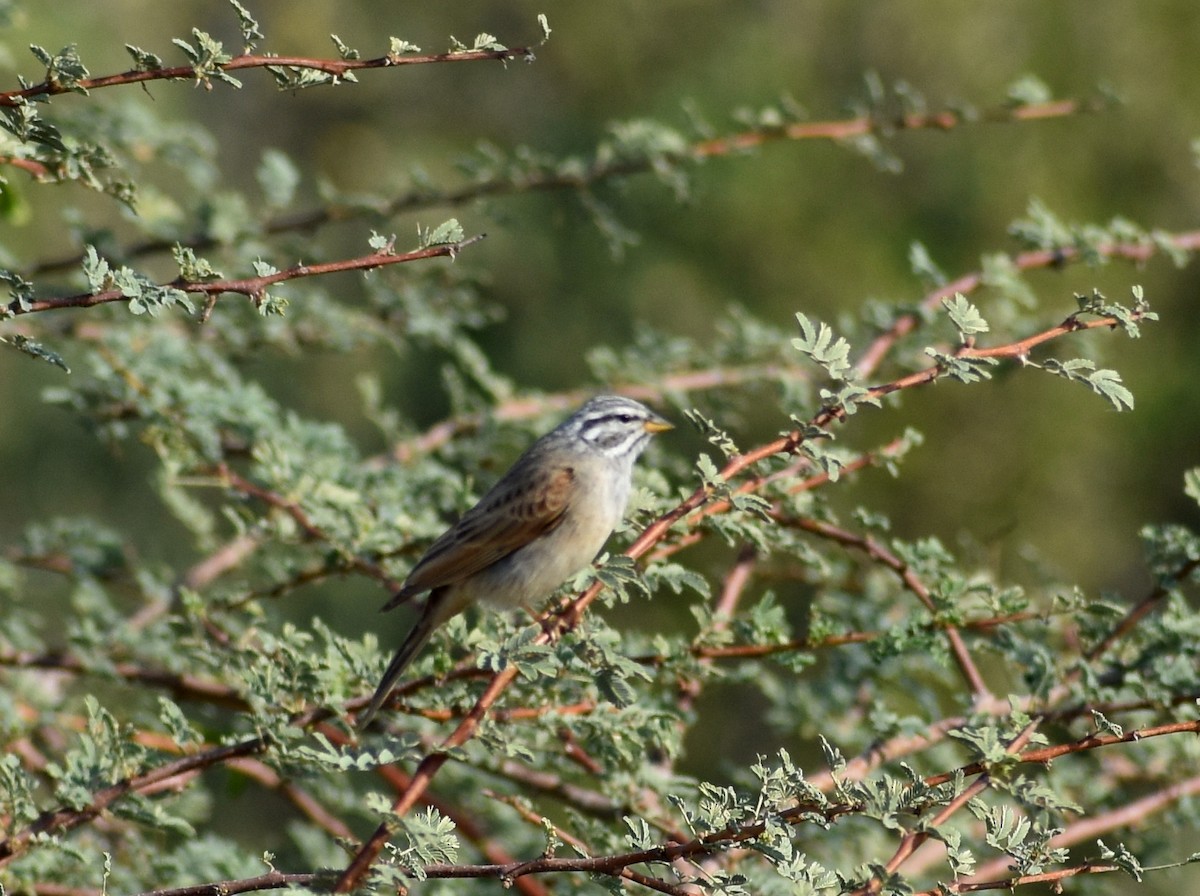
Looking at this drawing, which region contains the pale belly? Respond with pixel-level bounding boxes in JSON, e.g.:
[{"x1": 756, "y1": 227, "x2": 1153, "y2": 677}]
[{"x1": 464, "y1": 473, "x2": 628, "y2": 610}]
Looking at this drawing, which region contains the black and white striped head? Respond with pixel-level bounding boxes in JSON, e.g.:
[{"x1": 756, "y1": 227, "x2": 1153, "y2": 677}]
[{"x1": 560, "y1": 395, "x2": 672, "y2": 463}]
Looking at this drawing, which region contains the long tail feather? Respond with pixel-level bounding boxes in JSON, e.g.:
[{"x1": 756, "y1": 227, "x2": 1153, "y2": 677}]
[
  {"x1": 358, "y1": 589, "x2": 469, "y2": 729},
  {"x1": 357, "y1": 609, "x2": 439, "y2": 730}
]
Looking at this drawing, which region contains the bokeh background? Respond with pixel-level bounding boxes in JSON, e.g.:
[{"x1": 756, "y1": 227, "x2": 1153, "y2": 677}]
[{"x1": 2, "y1": 2, "x2": 1199, "y2": 891}]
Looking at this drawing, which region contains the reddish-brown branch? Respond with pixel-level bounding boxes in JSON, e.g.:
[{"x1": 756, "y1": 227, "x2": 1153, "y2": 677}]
[
  {"x1": 645, "y1": 436, "x2": 906, "y2": 560},
  {"x1": 23, "y1": 98, "x2": 1105, "y2": 280},
  {"x1": 0, "y1": 736, "x2": 267, "y2": 866},
  {"x1": 853, "y1": 229, "x2": 1200, "y2": 381},
  {"x1": 691, "y1": 99, "x2": 1093, "y2": 159},
  {"x1": 5, "y1": 235, "x2": 483, "y2": 317},
  {"x1": 0, "y1": 154, "x2": 51, "y2": 177},
  {"x1": 336, "y1": 665, "x2": 522, "y2": 888},
  {"x1": 1085, "y1": 554, "x2": 1200, "y2": 661},
  {"x1": 376, "y1": 229, "x2": 1197, "y2": 467},
  {"x1": 134, "y1": 870, "x2": 320, "y2": 896},
  {"x1": 787, "y1": 516, "x2": 991, "y2": 700},
  {"x1": 914, "y1": 773, "x2": 1200, "y2": 886},
  {"x1": 212, "y1": 463, "x2": 403, "y2": 590},
  {"x1": 913, "y1": 862, "x2": 1120, "y2": 895},
  {"x1": 0, "y1": 650, "x2": 247, "y2": 709},
  {"x1": 0, "y1": 47, "x2": 535, "y2": 107},
  {"x1": 924, "y1": 717, "x2": 1200, "y2": 788}
]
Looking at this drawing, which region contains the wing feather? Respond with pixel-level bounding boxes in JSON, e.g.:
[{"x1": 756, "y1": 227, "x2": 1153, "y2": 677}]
[{"x1": 389, "y1": 462, "x2": 574, "y2": 603}]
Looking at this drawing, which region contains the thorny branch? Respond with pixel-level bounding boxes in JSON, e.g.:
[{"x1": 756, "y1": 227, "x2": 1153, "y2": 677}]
[
  {"x1": 331, "y1": 300, "x2": 1160, "y2": 890},
  {"x1": 4, "y1": 235, "x2": 485, "y2": 318},
  {"x1": 369, "y1": 229, "x2": 1200, "y2": 464},
  {"x1": 18, "y1": 97, "x2": 1102, "y2": 279},
  {"x1": 4, "y1": 213, "x2": 1193, "y2": 893},
  {"x1": 118, "y1": 718, "x2": 1192, "y2": 894},
  {"x1": 0, "y1": 46, "x2": 536, "y2": 108},
  {"x1": 4, "y1": 229, "x2": 1186, "y2": 891}
]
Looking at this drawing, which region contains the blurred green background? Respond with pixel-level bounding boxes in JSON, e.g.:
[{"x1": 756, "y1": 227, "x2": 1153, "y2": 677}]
[
  {"x1": 1, "y1": 2, "x2": 1199, "y2": 889},
  {"x1": 3, "y1": 0, "x2": 1197, "y2": 594}
]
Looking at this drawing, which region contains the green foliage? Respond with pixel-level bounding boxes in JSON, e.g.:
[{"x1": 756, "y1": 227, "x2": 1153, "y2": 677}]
[
  {"x1": 0, "y1": 3, "x2": 1198, "y2": 896},
  {"x1": 793, "y1": 313, "x2": 854, "y2": 381}
]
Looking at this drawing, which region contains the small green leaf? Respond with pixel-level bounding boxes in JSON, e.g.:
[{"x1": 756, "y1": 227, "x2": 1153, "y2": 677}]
[
  {"x1": 1041, "y1": 358, "x2": 1135, "y2": 411},
  {"x1": 1, "y1": 334, "x2": 70, "y2": 372},
  {"x1": 256, "y1": 148, "x2": 299, "y2": 208},
  {"x1": 258, "y1": 291, "x2": 288, "y2": 316},
  {"x1": 125, "y1": 44, "x2": 163, "y2": 71},
  {"x1": 909, "y1": 241, "x2": 945, "y2": 286},
  {"x1": 793, "y1": 313, "x2": 853, "y2": 380},
  {"x1": 1087, "y1": 368, "x2": 1134, "y2": 411},
  {"x1": 1006, "y1": 74, "x2": 1052, "y2": 106},
  {"x1": 593, "y1": 554, "x2": 650, "y2": 603},
  {"x1": 473, "y1": 33, "x2": 506, "y2": 52},
  {"x1": 1097, "y1": 840, "x2": 1145, "y2": 882},
  {"x1": 389, "y1": 36, "x2": 422, "y2": 57},
  {"x1": 1090, "y1": 710, "x2": 1123, "y2": 738},
  {"x1": 1184, "y1": 469, "x2": 1200, "y2": 506},
  {"x1": 330, "y1": 34, "x2": 360, "y2": 60},
  {"x1": 30, "y1": 44, "x2": 89, "y2": 91},
  {"x1": 942, "y1": 292, "x2": 989, "y2": 338},
  {"x1": 227, "y1": 0, "x2": 264, "y2": 50},
  {"x1": 173, "y1": 245, "x2": 221, "y2": 282},
  {"x1": 419, "y1": 218, "x2": 465, "y2": 248},
  {"x1": 172, "y1": 29, "x2": 238, "y2": 87},
  {"x1": 925, "y1": 348, "x2": 998, "y2": 383},
  {"x1": 684, "y1": 408, "x2": 739, "y2": 457},
  {"x1": 695, "y1": 453, "x2": 726, "y2": 491},
  {"x1": 82, "y1": 246, "x2": 111, "y2": 293}
]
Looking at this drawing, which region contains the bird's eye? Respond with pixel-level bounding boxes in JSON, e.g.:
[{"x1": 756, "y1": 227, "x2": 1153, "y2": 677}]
[{"x1": 618, "y1": 414, "x2": 635, "y2": 423}]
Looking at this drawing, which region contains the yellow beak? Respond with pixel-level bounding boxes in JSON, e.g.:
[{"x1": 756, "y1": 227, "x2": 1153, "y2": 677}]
[{"x1": 643, "y1": 417, "x2": 673, "y2": 434}]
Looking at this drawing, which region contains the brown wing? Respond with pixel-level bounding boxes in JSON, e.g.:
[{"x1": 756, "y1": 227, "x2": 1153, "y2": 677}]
[{"x1": 394, "y1": 461, "x2": 575, "y2": 600}]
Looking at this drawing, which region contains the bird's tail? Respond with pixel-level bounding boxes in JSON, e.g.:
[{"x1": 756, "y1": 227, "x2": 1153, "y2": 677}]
[
  {"x1": 357, "y1": 590, "x2": 464, "y2": 730},
  {"x1": 357, "y1": 615, "x2": 437, "y2": 730}
]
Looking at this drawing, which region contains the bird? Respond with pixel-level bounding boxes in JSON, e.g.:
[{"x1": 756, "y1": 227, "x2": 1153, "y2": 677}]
[{"x1": 358, "y1": 394, "x2": 672, "y2": 728}]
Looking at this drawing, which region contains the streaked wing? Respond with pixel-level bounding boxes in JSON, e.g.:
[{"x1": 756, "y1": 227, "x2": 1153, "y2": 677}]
[{"x1": 396, "y1": 461, "x2": 575, "y2": 598}]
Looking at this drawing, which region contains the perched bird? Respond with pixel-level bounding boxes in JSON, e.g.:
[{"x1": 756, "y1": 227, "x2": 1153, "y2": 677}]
[{"x1": 358, "y1": 395, "x2": 672, "y2": 727}]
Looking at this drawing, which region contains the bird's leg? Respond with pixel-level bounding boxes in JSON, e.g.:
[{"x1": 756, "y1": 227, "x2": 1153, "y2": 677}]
[{"x1": 521, "y1": 602, "x2": 557, "y2": 636}]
